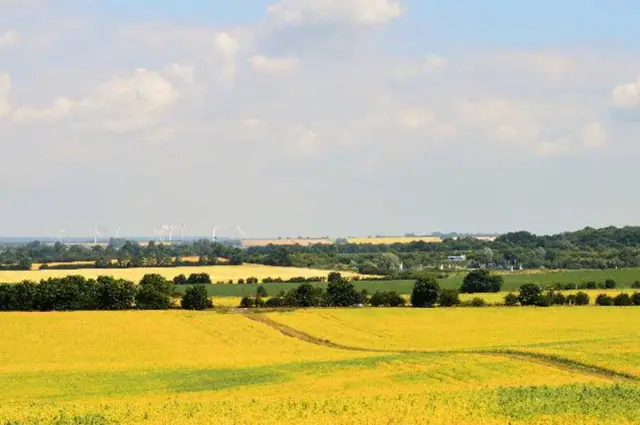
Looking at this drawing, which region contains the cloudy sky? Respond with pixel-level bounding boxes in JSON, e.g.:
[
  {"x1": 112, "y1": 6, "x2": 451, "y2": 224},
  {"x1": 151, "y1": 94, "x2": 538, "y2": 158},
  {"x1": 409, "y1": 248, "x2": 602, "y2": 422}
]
[{"x1": 1, "y1": 1, "x2": 640, "y2": 238}]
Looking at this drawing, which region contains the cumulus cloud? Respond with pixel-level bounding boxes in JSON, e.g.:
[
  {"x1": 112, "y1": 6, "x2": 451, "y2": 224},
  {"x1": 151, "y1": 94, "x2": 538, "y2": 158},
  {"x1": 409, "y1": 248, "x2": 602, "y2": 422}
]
[
  {"x1": 0, "y1": 31, "x2": 17, "y2": 48},
  {"x1": 613, "y1": 77, "x2": 640, "y2": 109},
  {"x1": 268, "y1": 0, "x2": 402, "y2": 26},
  {"x1": 250, "y1": 55, "x2": 300, "y2": 73}
]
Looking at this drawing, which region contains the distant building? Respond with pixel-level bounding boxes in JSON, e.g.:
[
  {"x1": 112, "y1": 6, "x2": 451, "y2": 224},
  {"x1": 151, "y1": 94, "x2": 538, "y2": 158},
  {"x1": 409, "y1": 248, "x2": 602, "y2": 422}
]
[{"x1": 447, "y1": 255, "x2": 467, "y2": 261}]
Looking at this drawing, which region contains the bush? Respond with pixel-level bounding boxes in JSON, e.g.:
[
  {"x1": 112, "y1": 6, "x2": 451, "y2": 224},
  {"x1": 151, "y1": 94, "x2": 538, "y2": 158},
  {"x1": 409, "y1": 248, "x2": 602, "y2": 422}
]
[
  {"x1": 460, "y1": 270, "x2": 503, "y2": 293},
  {"x1": 632, "y1": 281, "x2": 640, "y2": 289},
  {"x1": 239, "y1": 296, "x2": 255, "y2": 308},
  {"x1": 181, "y1": 285, "x2": 213, "y2": 310},
  {"x1": 548, "y1": 291, "x2": 566, "y2": 306},
  {"x1": 136, "y1": 274, "x2": 174, "y2": 310},
  {"x1": 586, "y1": 281, "x2": 597, "y2": 289},
  {"x1": 595, "y1": 294, "x2": 614, "y2": 306},
  {"x1": 438, "y1": 289, "x2": 461, "y2": 307},
  {"x1": 518, "y1": 283, "x2": 542, "y2": 306},
  {"x1": 565, "y1": 294, "x2": 577, "y2": 305},
  {"x1": 187, "y1": 273, "x2": 212, "y2": 284},
  {"x1": 370, "y1": 291, "x2": 406, "y2": 307},
  {"x1": 0, "y1": 281, "x2": 38, "y2": 311},
  {"x1": 575, "y1": 291, "x2": 590, "y2": 306},
  {"x1": 256, "y1": 286, "x2": 268, "y2": 298},
  {"x1": 265, "y1": 297, "x2": 284, "y2": 308},
  {"x1": 411, "y1": 277, "x2": 440, "y2": 308},
  {"x1": 613, "y1": 293, "x2": 633, "y2": 306},
  {"x1": 631, "y1": 292, "x2": 640, "y2": 306},
  {"x1": 463, "y1": 297, "x2": 488, "y2": 308},
  {"x1": 504, "y1": 293, "x2": 519, "y2": 306},
  {"x1": 604, "y1": 279, "x2": 617, "y2": 289},
  {"x1": 35, "y1": 276, "x2": 98, "y2": 311},
  {"x1": 287, "y1": 283, "x2": 325, "y2": 307},
  {"x1": 246, "y1": 277, "x2": 259, "y2": 285},
  {"x1": 327, "y1": 272, "x2": 343, "y2": 283},
  {"x1": 173, "y1": 274, "x2": 188, "y2": 285}
]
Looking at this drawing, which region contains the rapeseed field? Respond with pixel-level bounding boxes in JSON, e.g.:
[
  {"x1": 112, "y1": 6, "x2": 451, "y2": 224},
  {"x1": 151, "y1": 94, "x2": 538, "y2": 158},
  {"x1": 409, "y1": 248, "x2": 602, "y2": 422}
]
[{"x1": 1, "y1": 309, "x2": 638, "y2": 424}]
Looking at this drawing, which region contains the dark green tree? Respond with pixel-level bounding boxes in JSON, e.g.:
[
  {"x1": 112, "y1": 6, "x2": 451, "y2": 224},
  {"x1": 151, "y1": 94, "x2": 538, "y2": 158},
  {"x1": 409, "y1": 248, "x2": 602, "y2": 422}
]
[
  {"x1": 173, "y1": 274, "x2": 188, "y2": 285},
  {"x1": 460, "y1": 270, "x2": 502, "y2": 293},
  {"x1": 438, "y1": 289, "x2": 461, "y2": 307},
  {"x1": 518, "y1": 283, "x2": 542, "y2": 306},
  {"x1": 411, "y1": 277, "x2": 440, "y2": 308},
  {"x1": 181, "y1": 285, "x2": 213, "y2": 310},
  {"x1": 326, "y1": 279, "x2": 361, "y2": 307}
]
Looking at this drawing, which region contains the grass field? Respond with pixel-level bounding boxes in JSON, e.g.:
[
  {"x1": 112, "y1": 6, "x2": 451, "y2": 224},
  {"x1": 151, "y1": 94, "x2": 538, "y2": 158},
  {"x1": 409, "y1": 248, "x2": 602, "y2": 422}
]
[
  {"x1": 0, "y1": 264, "x2": 360, "y2": 284},
  {"x1": 1, "y1": 308, "x2": 639, "y2": 424}
]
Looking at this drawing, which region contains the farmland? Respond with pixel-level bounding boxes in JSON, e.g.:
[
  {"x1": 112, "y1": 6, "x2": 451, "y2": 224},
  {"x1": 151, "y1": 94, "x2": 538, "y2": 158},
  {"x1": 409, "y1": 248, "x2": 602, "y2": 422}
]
[
  {"x1": 348, "y1": 236, "x2": 442, "y2": 244},
  {"x1": 1, "y1": 308, "x2": 639, "y2": 424},
  {"x1": 0, "y1": 264, "x2": 360, "y2": 284}
]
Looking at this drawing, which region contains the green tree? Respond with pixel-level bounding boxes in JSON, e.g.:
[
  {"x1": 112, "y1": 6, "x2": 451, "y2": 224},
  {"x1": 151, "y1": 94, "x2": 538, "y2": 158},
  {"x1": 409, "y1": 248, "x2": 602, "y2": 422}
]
[
  {"x1": 518, "y1": 283, "x2": 542, "y2": 306},
  {"x1": 256, "y1": 286, "x2": 268, "y2": 298},
  {"x1": 327, "y1": 272, "x2": 343, "y2": 284},
  {"x1": 136, "y1": 274, "x2": 174, "y2": 310},
  {"x1": 504, "y1": 293, "x2": 519, "y2": 306},
  {"x1": 181, "y1": 285, "x2": 213, "y2": 310},
  {"x1": 173, "y1": 274, "x2": 188, "y2": 285},
  {"x1": 95, "y1": 276, "x2": 136, "y2": 310},
  {"x1": 438, "y1": 289, "x2": 461, "y2": 307},
  {"x1": 461, "y1": 270, "x2": 503, "y2": 293},
  {"x1": 411, "y1": 277, "x2": 440, "y2": 308},
  {"x1": 595, "y1": 294, "x2": 614, "y2": 306},
  {"x1": 613, "y1": 293, "x2": 633, "y2": 306},
  {"x1": 326, "y1": 279, "x2": 361, "y2": 307},
  {"x1": 575, "y1": 291, "x2": 590, "y2": 306}
]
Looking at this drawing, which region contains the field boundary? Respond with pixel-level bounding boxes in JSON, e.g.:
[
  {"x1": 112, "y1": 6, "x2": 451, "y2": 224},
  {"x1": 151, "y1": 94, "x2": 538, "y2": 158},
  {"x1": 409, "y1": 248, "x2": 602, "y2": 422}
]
[{"x1": 245, "y1": 313, "x2": 639, "y2": 383}]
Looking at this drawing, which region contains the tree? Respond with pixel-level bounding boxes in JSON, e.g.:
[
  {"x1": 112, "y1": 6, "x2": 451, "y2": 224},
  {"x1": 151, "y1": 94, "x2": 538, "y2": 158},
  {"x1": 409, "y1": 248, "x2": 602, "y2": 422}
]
[
  {"x1": 613, "y1": 293, "x2": 633, "y2": 306},
  {"x1": 136, "y1": 274, "x2": 174, "y2": 310},
  {"x1": 173, "y1": 274, "x2": 188, "y2": 285},
  {"x1": 239, "y1": 296, "x2": 254, "y2": 308},
  {"x1": 181, "y1": 285, "x2": 213, "y2": 310},
  {"x1": 95, "y1": 276, "x2": 136, "y2": 310},
  {"x1": 289, "y1": 283, "x2": 324, "y2": 307},
  {"x1": 256, "y1": 286, "x2": 268, "y2": 298},
  {"x1": 632, "y1": 281, "x2": 640, "y2": 289},
  {"x1": 595, "y1": 294, "x2": 614, "y2": 306},
  {"x1": 504, "y1": 293, "x2": 519, "y2": 306},
  {"x1": 411, "y1": 277, "x2": 440, "y2": 308},
  {"x1": 327, "y1": 272, "x2": 343, "y2": 284},
  {"x1": 461, "y1": 270, "x2": 503, "y2": 293},
  {"x1": 604, "y1": 279, "x2": 617, "y2": 289},
  {"x1": 438, "y1": 289, "x2": 461, "y2": 307},
  {"x1": 326, "y1": 279, "x2": 361, "y2": 307},
  {"x1": 229, "y1": 251, "x2": 245, "y2": 266},
  {"x1": 631, "y1": 292, "x2": 640, "y2": 306},
  {"x1": 246, "y1": 277, "x2": 259, "y2": 285},
  {"x1": 187, "y1": 273, "x2": 212, "y2": 284},
  {"x1": 518, "y1": 283, "x2": 542, "y2": 306},
  {"x1": 370, "y1": 291, "x2": 405, "y2": 307},
  {"x1": 575, "y1": 291, "x2": 590, "y2": 306},
  {"x1": 376, "y1": 252, "x2": 401, "y2": 274}
]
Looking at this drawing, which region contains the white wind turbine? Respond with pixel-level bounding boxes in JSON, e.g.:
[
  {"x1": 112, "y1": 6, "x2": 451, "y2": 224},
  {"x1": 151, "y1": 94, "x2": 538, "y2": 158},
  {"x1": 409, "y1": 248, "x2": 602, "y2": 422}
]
[
  {"x1": 231, "y1": 225, "x2": 247, "y2": 240},
  {"x1": 181, "y1": 222, "x2": 186, "y2": 242},
  {"x1": 58, "y1": 229, "x2": 67, "y2": 243},
  {"x1": 114, "y1": 226, "x2": 122, "y2": 239},
  {"x1": 161, "y1": 224, "x2": 179, "y2": 242},
  {"x1": 93, "y1": 228, "x2": 103, "y2": 244},
  {"x1": 153, "y1": 228, "x2": 165, "y2": 242},
  {"x1": 212, "y1": 225, "x2": 220, "y2": 242}
]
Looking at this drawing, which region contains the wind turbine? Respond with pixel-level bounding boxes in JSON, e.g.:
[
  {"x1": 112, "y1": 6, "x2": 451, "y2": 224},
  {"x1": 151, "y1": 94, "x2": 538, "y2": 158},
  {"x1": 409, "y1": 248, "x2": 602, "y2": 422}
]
[
  {"x1": 93, "y1": 228, "x2": 103, "y2": 244},
  {"x1": 161, "y1": 224, "x2": 179, "y2": 242},
  {"x1": 181, "y1": 222, "x2": 186, "y2": 242},
  {"x1": 212, "y1": 225, "x2": 220, "y2": 242},
  {"x1": 231, "y1": 225, "x2": 247, "y2": 240},
  {"x1": 58, "y1": 229, "x2": 67, "y2": 243},
  {"x1": 114, "y1": 226, "x2": 122, "y2": 239},
  {"x1": 153, "y1": 228, "x2": 164, "y2": 242}
]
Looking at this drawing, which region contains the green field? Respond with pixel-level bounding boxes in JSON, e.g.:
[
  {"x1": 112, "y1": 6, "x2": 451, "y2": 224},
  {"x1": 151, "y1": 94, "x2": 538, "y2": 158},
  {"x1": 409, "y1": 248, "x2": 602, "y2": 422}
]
[
  {"x1": 175, "y1": 267, "x2": 640, "y2": 297},
  {"x1": 1, "y1": 308, "x2": 639, "y2": 424}
]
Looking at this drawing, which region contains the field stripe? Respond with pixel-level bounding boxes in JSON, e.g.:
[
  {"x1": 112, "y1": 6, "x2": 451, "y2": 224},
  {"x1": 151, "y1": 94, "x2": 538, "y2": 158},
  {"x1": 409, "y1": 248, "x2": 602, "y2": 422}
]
[{"x1": 246, "y1": 313, "x2": 639, "y2": 383}]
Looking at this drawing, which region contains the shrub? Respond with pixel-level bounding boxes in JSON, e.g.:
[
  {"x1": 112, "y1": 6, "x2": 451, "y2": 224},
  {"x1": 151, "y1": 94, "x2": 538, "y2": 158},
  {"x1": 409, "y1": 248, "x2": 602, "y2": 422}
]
[
  {"x1": 595, "y1": 294, "x2": 614, "y2": 306},
  {"x1": 239, "y1": 296, "x2": 255, "y2": 308},
  {"x1": 460, "y1": 270, "x2": 503, "y2": 293},
  {"x1": 586, "y1": 281, "x2": 597, "y2": 289},
  {"x1": 411, "y1": 277, "x2": 440, "y2": 308},
  {"x1": 246, "y1": 277, "x2": 259, "y2": 285},
  {"x1": 173, "y1": 274, "x2": 188, "y2": 285},
  {"x1": 504, "y1": 293, "x2": 519, "y2": 306},
  {"x1": 631, "y1": 292, "x2": 640, "y2": 306},
  {"x1": 565, "y1": 294, "x2": 577, "y2": 306},
  {"x1": 181, "y1": 285, "x2": 213, "y2": 310},
  {"x1": 463, "y1": 297, "x2": 488, "y2": 307},
  {"x1": 0, "y1": 281, "x2": 38, "y2": 311},
  {"x1": 562, "y1": 282, "x2": 578, "y2": 290},
  {"x1": 288, "y1": 283, "x2": 324, "y2": 307},
  {"x1": 327, "y1": 272, "x2": 343, "y2": 283},
  {"x1": 632, "y1": 281, "x2": 640, "y2": 289},
  {"x1": 604, "y1": 279, "x2": 617, "y2": 289},
  {"x1": 256, "y1": 286, "x2": 268, "y2": 298},
  {"x1": 265, "y1": 297, "x2": 284, "y2": 308},
  {"x1": 370, "y1": 291, "x2": 405, "y2": 307},
  {"x1": 438, "y1": 289, "x2": 461, "y2": 307},
  {"x1": 35, "y1": 276, "x2": 98, "y2": 311},
  {"x1": 613, "y1": 293, "x2": 633, "y2": 306},
  {"x1": 238, "y1": 279, "x2": 245, "y2": 285},
  {"x1": 575, "y1": 291, "x2": 590, "y2": 306},
  {"x1": 518, "y1": 283, "x2": 542, "y2": 306},
  {"x1": 548, "y1": 291, "x2": 566, "y2": 306},
  {"x1": 535, "y1": 294, "x2": 553, "y2": 307},
  {"x1": 187, "y1": 273, "x2": 212, "y2": 284}
]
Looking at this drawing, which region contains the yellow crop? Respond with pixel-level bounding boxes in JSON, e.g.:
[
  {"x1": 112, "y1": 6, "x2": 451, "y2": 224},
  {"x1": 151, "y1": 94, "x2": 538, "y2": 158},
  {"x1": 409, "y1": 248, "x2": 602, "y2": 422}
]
[
  {"x1": 348, "y1": 236, "x2": 442, "y2": 244},
  {"x1": 1, "y1": 308, "x2": 639, "y2": 424},
  {"x1": 0, "y1": 264, "x2": 360, "y2": 284}
]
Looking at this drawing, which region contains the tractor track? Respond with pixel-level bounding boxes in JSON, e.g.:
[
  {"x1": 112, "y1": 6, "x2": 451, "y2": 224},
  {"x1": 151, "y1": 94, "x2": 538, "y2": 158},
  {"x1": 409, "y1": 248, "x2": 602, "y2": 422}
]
[{"x1": 244, "y1": 312, "x2": 639, "y2": 383}]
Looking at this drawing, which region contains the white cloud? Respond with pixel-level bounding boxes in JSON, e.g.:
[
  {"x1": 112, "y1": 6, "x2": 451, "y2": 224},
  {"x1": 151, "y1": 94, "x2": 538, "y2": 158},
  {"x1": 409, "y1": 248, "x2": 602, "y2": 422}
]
[
  {"x1": 613, "y1": 77, "x2": 640, "y2": 109},
  {"x1": 0, "y1": 31, "x2": 17, "y2": 48},
  {"x1": 398, "y1": 108, "x2": 433, "y2": 129},
  {"x1": 250, "y1": 55, "x2": 300, "y2": 73},
  {"x1": 213, "y1": 32, "x2": 240, "y2": 82},
  {"x1": 268, "y1": 0, "x2": 402, "y2": 26},
  {"x1": 0, "y1": 72, "x2": 11, "y2": 117}
]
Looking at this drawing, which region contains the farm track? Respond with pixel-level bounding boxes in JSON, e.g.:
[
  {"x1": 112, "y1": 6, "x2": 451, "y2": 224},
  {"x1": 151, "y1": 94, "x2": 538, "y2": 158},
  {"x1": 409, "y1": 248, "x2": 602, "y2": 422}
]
[{"x1": 245, "y1": 312, "x2": 640, "y2": 383}]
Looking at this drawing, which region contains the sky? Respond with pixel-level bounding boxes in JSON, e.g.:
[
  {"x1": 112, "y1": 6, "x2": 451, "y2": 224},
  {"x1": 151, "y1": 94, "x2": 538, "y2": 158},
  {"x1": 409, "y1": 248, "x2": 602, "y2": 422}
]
[{"x1": 1, "y1": 0, "x2": 640, "y2": 239}]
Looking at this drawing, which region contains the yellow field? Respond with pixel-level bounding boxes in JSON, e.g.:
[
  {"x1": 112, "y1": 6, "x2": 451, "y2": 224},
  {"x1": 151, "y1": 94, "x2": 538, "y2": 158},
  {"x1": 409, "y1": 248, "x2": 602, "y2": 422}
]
[
  {"x1": 242, "y1": 238, "x2": 333, "y2": 247},
  {"x1": 1, "y1": 309, "x2": 639, "y2": 424},
  {"x1": 0, "y1": 264, "x2": 360, "y2": 284},
  {"x1": 348, "y1": 236, "x2": 442, "y2": 244}
]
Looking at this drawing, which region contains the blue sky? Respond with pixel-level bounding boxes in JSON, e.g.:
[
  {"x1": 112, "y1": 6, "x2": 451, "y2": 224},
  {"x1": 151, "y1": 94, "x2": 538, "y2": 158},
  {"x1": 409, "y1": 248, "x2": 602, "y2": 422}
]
[{"x1": 1, "y1": 0, "x2": 640, "y2": 238}]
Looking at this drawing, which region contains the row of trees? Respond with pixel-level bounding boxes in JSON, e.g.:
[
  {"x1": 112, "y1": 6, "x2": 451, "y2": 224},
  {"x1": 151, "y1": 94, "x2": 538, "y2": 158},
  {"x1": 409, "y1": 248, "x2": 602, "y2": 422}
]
[
  {"x1": 0, "y1": 274, "x2": 214, "y2": 312},
  {"x1": 505, "y1": 283, "x2": 640, "y2": 307}
]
